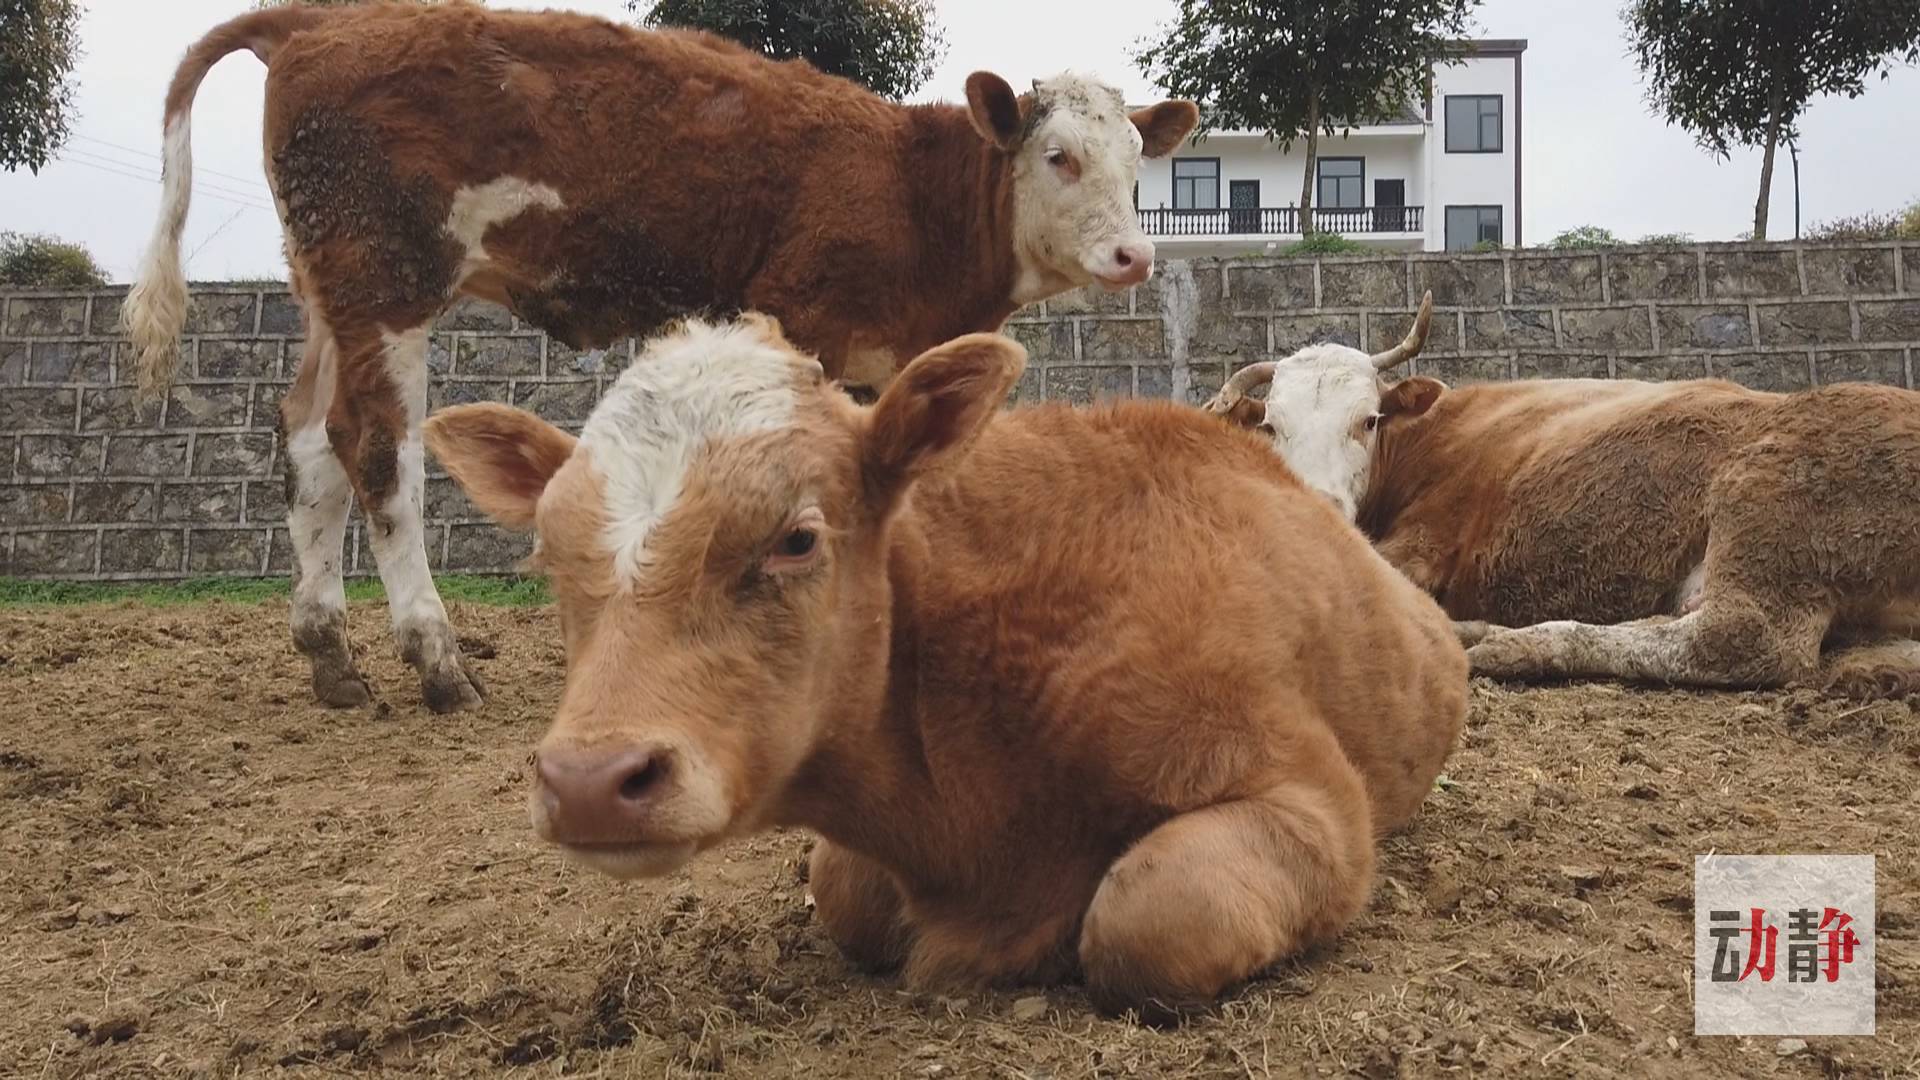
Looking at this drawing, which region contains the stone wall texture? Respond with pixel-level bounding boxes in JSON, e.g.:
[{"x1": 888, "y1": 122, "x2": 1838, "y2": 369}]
[{"x1": 3, "y1": 241, "x2": 1916, "y2": 580}]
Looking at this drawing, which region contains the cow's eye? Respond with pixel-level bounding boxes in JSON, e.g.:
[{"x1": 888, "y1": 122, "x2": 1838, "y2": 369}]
[
  {"x1": 764, "y1": 511, "x2": 826, "y2": 576},
  {"x1": 1045, "y1": 148, "x2": 1067, "y2": 166},
  {"x1": 777, "y1": 528, "x2": 816, "y2": 559},
  {"x1": 1364, "y1": 414, "x2": 1381, "y2": 433}
]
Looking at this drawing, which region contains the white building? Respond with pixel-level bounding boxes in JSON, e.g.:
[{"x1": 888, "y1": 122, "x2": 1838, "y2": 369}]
[{"x1": 1134, "y1": 39, "x2": 1526, "y2": 255}]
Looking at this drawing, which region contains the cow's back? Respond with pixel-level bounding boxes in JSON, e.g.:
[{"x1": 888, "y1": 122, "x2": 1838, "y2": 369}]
[
  {"x1": 898, "y1": 399, "x2": 1466, "y2": 842},
  {"x1": 258, "y1": 3, "x2": 901, "y2": 348},
  {"x1": 1380, "y1": 379, "x2": 1771, "y2": 624}
]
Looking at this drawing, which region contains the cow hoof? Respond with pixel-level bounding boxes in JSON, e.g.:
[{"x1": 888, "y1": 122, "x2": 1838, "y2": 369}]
[
  {"x1": 313, "y1": 669, "x2": 372, "y2": 709},
  {"x1": 1452, "y1": 620, "x2": 1506, "y2": 649},
  {"x1": 1465, "y1": 633, "x2": 1541, "y2": 680},
  {"x1": 422, "y1": 661, "x2": 487, "y2": 714}
]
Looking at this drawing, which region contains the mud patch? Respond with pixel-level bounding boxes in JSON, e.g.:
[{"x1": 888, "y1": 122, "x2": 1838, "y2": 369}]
[{"x1": 0, "y1": 602, "x2": 1914, "y2": 1076}]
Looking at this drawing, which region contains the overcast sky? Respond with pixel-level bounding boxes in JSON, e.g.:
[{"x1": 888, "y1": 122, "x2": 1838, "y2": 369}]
[{"x1": 4, "y1": 0, "x2": 1915, "y2": 282}]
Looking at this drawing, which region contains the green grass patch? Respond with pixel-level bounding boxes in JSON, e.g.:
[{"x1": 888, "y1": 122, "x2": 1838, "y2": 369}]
[{"x1": 0, "y1": 574, "x2": 551, "y2": 608}]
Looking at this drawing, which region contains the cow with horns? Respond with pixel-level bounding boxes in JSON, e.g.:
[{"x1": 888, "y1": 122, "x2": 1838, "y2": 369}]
[{"x1": 1206, "y1": 292, "x2": 1920, "y2": 699}]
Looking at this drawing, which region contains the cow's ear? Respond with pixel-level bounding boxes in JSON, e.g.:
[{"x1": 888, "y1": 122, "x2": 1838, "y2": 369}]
[
  {"x1": 423, "y1": 403, "x2": 577, "y2": 529},
  {"x1": 1381, "y1": 376, "x2": 1446, "y2": 421},
  {"x1": 966, "y1": 72, "x2": 1023, "y2": 149},
  {"x1": 1131, "y1": 100, "x2": 1199, "y2": 158},
  {"x1": 864, "y1": 333, "x2": 1025, "y2": 495}
]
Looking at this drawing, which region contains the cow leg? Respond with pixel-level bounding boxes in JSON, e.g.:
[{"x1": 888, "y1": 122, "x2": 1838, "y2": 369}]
[
  {"x1": 335, "y1": 323, "x2": 486, "y2": 714},
  {"x1": 1465, "y1": 590, "x2": 1829, "y2": 690},
  {"x1": 282, "y1": 329, "x2": 370, "y2": 707},
  {"x1": 1077, "y1": 731, "x2": 1373, "y2": 1022},
  {"x1": 807, "y1": 839, "x2": 912, "y2": 973}
]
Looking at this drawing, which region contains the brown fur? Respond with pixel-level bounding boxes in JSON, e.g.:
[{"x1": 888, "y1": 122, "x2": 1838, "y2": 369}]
[
  {"x1": 423, "y1": 325, "x2": 1467, "y2": 1019},
  {"x1": 1360, "y1": 377, "x2": 1920, "y2": 697}
]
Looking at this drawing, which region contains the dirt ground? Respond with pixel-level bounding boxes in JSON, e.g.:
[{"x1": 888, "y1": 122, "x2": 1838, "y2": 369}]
[{"x1": 1, "y1": 600, "x2": 1915, "y2": 1079}]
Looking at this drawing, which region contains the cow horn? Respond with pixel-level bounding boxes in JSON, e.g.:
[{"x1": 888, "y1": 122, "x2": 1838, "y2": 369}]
[
  {"x1": 1372, "y1": 290, "x2": 1434, "y2": 371},
  {"x1": 1203, "y1": 361, "x2": 1278, "y2": 414}
]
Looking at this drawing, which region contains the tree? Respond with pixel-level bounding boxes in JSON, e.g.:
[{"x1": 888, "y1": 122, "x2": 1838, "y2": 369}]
[
  {"x1": 0, "y1": 231, "x2": 108, "y2": 287},
  {"x1": 1624, "y1": 1, "x2": 1920, "y2": 242},
  {"x1": 1135, "y1": 0, "x2": 1479, "y2": 237},
  {"x1": 0, "y1": 0, "x2": 83, "y2": 173},
  {"x1": 628, "y1": 0, "x2": 945, "y2": 100}
]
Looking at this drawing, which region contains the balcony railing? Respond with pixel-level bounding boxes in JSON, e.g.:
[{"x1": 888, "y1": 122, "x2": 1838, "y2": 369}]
[{"x1": 1138, "y1": 205, "x2": 1424, "y2": 237}]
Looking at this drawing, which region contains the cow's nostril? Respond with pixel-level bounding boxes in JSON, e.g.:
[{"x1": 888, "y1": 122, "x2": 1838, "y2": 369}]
[
  {"x1": 1113, "y1": 247, "x2": 1134, "y2": 268},
  {"x1": 617, "y1": 755, "x2": 668, "y2": 802}
]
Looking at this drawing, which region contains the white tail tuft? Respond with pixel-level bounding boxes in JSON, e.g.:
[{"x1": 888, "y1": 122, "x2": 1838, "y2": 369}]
[{"x1": 123, "y1": 116, "x2": 195, "y2": 403}]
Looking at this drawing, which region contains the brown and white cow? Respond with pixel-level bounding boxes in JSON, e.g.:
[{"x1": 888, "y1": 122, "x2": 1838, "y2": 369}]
[
  {"x1": 1206, "y1": 294, "x2": 1920, "y2": 699},
  {"x1": 420, "y1": 314, "x2": 1466, "y2": 1017},
  {"x1": 122, "y1": 2, "x2": 1198, "y2": 713}
]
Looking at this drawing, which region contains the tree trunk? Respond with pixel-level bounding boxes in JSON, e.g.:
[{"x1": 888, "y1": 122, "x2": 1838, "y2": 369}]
[
  {"x1": 1753, "y1": 90, "x2": 1784, "y2": 241},
  {"x1": 1300, "y1": 87, "x2": 1320, "y2": 238}
]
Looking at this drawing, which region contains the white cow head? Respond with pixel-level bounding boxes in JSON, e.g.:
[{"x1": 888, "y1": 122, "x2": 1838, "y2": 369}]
[
  {"x1": 964, "y1": 71, "x2": 1197, "y2": 302},
  {"x1": 1204, "y1": 292, "x2": 1444, "y2": 520}
]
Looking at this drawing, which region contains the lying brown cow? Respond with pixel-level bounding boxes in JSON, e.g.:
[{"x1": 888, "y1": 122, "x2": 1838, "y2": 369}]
[
  {"x1": 421, "y1": 314, "x2": 1466, "y2": 1017},
  {"x1": 122, "y1": 1, "x2": 1197, "y2": 713},
  {"x1": 1207, "y1": 294, "x2": 1920, "y2": 699}
]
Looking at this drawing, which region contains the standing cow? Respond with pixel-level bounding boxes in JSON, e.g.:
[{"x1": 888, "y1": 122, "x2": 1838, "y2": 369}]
[
  {"x1": 122, "y1": 1, "x2": 1198, "y2": 713},
  {"x1": 1205, "y1": 294, "x2": 1920, "y2": 699},
  {"x1": 421, "y1": 313, "x2": 1466, "y2": 1017}
]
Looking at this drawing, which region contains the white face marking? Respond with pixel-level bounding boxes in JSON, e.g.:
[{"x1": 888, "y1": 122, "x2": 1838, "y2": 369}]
[
  {"x1": 1009, "y1": 73, "x2": 1157, "y2": 303},
  {"x1": 1254, "y1": 345, "x2": 1387, "y2": 520},
  {"x1": 444, "y1": 177, "x2": 565, "y2": 284},
  {"x1": 576, "y1": 319, "x2": 802, "y2": 586}
]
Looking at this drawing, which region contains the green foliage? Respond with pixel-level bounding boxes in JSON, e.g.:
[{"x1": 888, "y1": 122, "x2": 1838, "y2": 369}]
[
  {"x1": 1469, "y1": 239, "x2": 1501, "y2": 253},
  {"x1": 1135, "y1": 0, "x2": 1480, "y2": 233},
  {"x1": 1624, "y1": 1, "x2": 1920, "y2": 159},
  {"x1": 0, "y1": 230, "x2": 107, "y2": 286},
  {"x1": 1624, "y1": 0, "x2": 1920, "y2": 239},
  {"x1": 1545, "y1": 226, "x2": 1623, "y2": 250},
  {"x1": 1805, "y1": 199, "x2": 1920, "y2": 241},
  {"x1": 0, "y1": 574, "x2": 552, "y2": 608},
  {"x1": 1279, "y1": 233, "x2": 1371, "y2": 256},
  {"x1": 1637, "y1": 231, "x2": 1695, "y2": 246},
  {"x1": 0, "y1": 0, "x2": 82, "y2": 173},
  {"x1": 629, "y1": 0, "x2": 945, "y2": 100}
]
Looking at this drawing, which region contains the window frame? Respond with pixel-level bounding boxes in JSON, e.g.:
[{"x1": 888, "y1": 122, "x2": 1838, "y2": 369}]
[
  {"x1": 1315, "y1": 156, "x2": 1366, "y2": 210},
  {"x1": 1444, "y1": 94, "x2": 1504, "y2": 154},
  {"x1": 1171, "y1": 157, "x2": 1222, "y2": 211},
  {"x1": 1444, "y1": 205, "x2": 1504, "y2": 251}
]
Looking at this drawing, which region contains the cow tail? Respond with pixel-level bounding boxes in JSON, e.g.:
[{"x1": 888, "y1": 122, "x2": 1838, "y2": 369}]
[{"x1": 124, "y1": 7, "x2": 327, "y2": 402}]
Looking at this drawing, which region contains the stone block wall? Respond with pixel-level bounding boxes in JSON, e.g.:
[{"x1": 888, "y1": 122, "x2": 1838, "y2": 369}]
[{"x1": 3, "y1": 241, "x2": 1915, "y2": 581}]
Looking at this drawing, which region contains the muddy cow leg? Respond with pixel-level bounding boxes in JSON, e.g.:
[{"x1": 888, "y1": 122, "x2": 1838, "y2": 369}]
[
  {"x1": 1077, "y1": 724, "x2": 1374, "y2": 1022},
  {"x1": 333, "y1": 323, "x2": 485, "y2": 714},
  {"x1": 281, "y1": 326, "x2": 370, "y2": 707},
  {"x1": 1466, "y1": 587, "x2": 1829, "y2": 690},
  {"x1": 808, "y1": 839, "x2": 912, "y2": 973}
]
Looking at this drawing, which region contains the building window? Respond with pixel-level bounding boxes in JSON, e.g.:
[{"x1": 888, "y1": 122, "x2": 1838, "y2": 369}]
[
  {"x1": 1316, "y1": 157, "x2": 1365, "y2": 209},
  {"x1": 1172, "y1": 158, "x2": 1220, "y2": 210},
  {"x1": 1445, "y1": 95, "x2": 1502, "y2": 153},
  {"x1": 1445, "y1": 205, "x2": 1503, "y2": 250}
]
